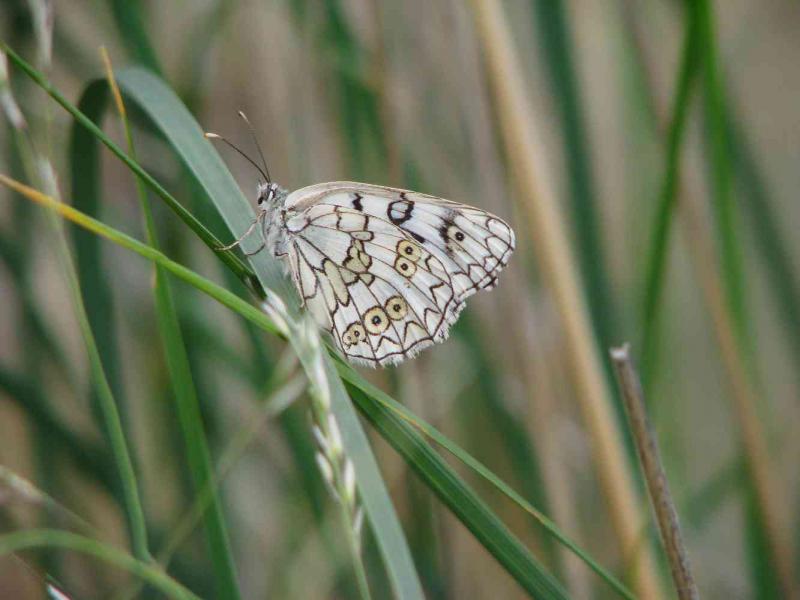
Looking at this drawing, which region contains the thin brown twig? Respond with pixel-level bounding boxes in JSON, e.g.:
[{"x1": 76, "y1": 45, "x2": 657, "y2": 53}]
[{"x1": 610, "y1": 344, "x2": 699, "y2": 600}]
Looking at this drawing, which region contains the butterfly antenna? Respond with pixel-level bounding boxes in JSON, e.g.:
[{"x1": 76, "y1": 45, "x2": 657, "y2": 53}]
[
  {"x1": 205, "y1": 132, "x2": 269, "y2": 182},
  {"x1": 238, "y1": 111, "x2": 271, "y2": 183}
]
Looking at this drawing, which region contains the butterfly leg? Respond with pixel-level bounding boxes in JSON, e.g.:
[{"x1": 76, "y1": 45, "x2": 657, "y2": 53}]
[
  {"x1": 217, "y1": 211, "x2": 264, "y2": 251},
  {"x1": 239, "y1": 210, "x2": 271, "y2": 256}
]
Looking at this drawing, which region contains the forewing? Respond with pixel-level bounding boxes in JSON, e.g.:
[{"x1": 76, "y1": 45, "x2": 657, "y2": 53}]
[{"x1": 285, "y1": 182, "x2": 515, "y2": 303}]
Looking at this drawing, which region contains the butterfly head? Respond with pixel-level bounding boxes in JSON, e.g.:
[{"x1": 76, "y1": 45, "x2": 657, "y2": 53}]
[{"x1": 257, "y1": 181, "x2": 287, "y2": 209}]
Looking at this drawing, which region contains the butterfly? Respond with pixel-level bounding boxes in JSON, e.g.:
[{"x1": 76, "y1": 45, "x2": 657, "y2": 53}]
[{"x1": 210, "y1": 127, "x2": 514, "y2": 367}]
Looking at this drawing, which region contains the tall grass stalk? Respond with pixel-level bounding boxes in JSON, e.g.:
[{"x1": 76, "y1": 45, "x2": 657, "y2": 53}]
[
  {"x1": 467, "y1": 0, "x2": 663, "y2": 596},
  {"x1": 530, "y1": 0, "x2": 616, "y2": 349},
  {"x1": 640, "y1": 11, "x2": 699, "y2": 389},
  {"x1": 622, "y1": 2, "x2": 796, "y2": 593},
  {"x1": 101, "y1": 48, "x2": 241, "y2": 599},
  {"x1": 693, "y1": 1, "x2": 795, "y2": 592},
  {"x1": 0, "y1": 48, "x2": 151, "y2": 563},
  {"x1": 0, "y1": 530, "x2": 196, "y2": 600}
]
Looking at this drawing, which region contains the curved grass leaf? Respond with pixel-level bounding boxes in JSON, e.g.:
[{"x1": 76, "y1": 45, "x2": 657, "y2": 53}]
[
  {"x1": 1, "y1": 43, "x2": 256, "y2": 292},
  {"x1": 335, "y1": 363, "x2": 635, "y2": 600},
  {"x1": 108, "y1": 67, "x2": 425, "y2": 600},
  {"x1": 0, "y1": 530, "x2": 197, "y2": 600},
  {"x1": 108, "y1": 55, "x2": 242, "y2": 599},
  {"x1": 105, "y1": 0, "x2": 162, "y2": 74},
  {"x1": 347, "y1": 383, "x2": 569, "y2": 599}
]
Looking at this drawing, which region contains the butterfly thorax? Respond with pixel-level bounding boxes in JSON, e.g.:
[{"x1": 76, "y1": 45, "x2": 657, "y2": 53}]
[{"x1": 256, "y1": 181, "x2": 290, "y2": 257}]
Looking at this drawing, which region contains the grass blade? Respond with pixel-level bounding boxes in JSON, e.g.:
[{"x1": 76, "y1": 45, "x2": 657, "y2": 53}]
[
  {"x1": 104, "y1": 0, "x2": 162, "y2": 74},
  {"x1": 101, "y1": 50, "x2": 241, "y2": 599},
  {"x1": 724, "y1": 101, "x2": 800, "y2": 389},
  {"x1": 639, "y1": 7, "x2": 699, "y2": 389},
  {"x1": 347, "y1": 383, "x2": 569, "y2": 599},
  {"x1": 336, "y1": 362, "x2": 635, "y2": 600},
  {"x1": 1, "y1": 43, "x2": 257, "y2": 292},
  {"x1": 0, "y1": 530, "x2": 197, "y2": 600},
  {"x1": 531, "y1": 0, "x2": 616, "y2": 346},
  {"x1": 695, "y1": 1, "x2": 749, "y2": 343},
  {"x1": 694, "y1": 1, "x2": 795, "y2": 593},
  {"x1": 107, "y1": 66, "x2": 425, "y2": 600}
]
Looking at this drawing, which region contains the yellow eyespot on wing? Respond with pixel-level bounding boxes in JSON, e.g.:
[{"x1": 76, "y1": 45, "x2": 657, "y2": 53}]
[
  {"x1": 396, "y1": 239, "x2": 422, "y2": 262},
  {"x1": 342, "y1": 322, "x2": 367, "y2": 347},
  {"x1": 364, "y1": 306, "x2": 390, "y2": 335},
  {"x1": 385, "y1": 296, "x2": 408, "y2": 321},
  {"x1": 394, "y1": 255, "x2": 417, "y2": 278}
]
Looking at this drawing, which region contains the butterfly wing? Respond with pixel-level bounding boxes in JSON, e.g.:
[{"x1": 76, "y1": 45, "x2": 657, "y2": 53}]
[
  {"x1": 282, "y1": 182, "x2": 514, "y2": 365},
  {"x1": 286, "y1": 182, "x2": 515, "y2": 300}
]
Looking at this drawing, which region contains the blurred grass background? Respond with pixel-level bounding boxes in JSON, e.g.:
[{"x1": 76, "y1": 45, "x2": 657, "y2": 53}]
[{"x1": 1, "y1": 0, "x2": 799, "y2": 598}]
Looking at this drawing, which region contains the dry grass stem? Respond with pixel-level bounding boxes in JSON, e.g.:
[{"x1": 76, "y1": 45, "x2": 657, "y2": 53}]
[
  {"x1": 610, "y1": 344, "x2": 699, "y2": 600},
  {"x1": 468, "y1": 0, "x2": 663, "y2": 597},
  {"x1": 678, "y1": 192, "x2": 795, "y2": 595}
]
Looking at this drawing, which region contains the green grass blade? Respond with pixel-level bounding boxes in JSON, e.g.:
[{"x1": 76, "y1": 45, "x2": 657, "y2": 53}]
[
  {"x1": 107, "y1": 67, "x2": 424, "y2": 600},
  {"x1": 1, "y1": 43, "x2": 256, "y2": 292},
  {"x1": 152, "y1": 279, "x2": 242, "y2": 600},
  {"x1": 639, "y1": 9, "x2": 699, "y2": 389},
  {"x1": 336, "y1": 363, "x2": 635, "y2": 600},
  {"x1": 0, "y1": 175, "x2": 282, "y2": 351},
  {"x1": 48, "y1": 204, "x2": 151, "y2": 563},
  {"x1": 107, "y1": 58, "x2": 241, "y2": 599},
  {"x1": 347, "y1": 381, "x2": 569, "y2": 599},
  {"x1": 68, "y1": 80, "x2": 129, "y2": 430},
  {"x1": 694, "y1": 1, "x2": 750, "y2": 344},
  {"x1": 724, "y1": 102, "x2": 800, "y2": 388},
  {"x1": 0, "y1": 530, "x2": 197, "y2": 600},
  {"x1": 531, "y1": 0, "x2": 616, "y2": 346},
  {"x1": 105, "y1": 0, "x2": 162, "y2": 74},
  {"x1": 458, "y1": 315, "x2": 557, "y2": 567}
]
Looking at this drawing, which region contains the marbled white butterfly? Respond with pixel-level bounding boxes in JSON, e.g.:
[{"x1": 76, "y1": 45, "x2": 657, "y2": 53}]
[{"x1": 211, "y1": 124, "x2": 515, "y2": 367}]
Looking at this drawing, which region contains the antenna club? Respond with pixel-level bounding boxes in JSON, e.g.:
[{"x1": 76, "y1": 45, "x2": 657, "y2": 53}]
[{"x1": 236, "y1": 110, "x2": 272, "y2": 183}]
